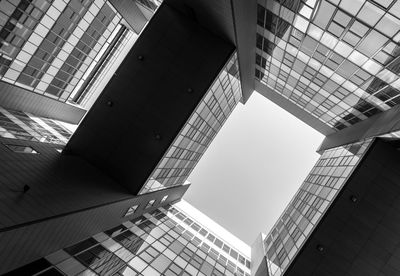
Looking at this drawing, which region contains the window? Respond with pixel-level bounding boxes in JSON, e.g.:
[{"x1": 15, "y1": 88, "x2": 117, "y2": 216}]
[
  {"x1": 214, "y1": 238, "x2": 223, "y2": 248},
  {"x1": 4, "y1": 144, "x2": 38, "y2": 154},
  {"x1": 146, "y1": 199, "x2": 156, "y2": 209},
  {"x1": 124, "y1": 204, "x2": 139, "y2": 217},
  {"x1": 199, "y1": 228, "x2": 208, "y2": 237}
]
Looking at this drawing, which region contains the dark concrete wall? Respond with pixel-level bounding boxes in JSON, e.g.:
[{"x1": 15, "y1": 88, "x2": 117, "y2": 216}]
[
  {"x1": 67, "y1": 3, "x2": 235, "y2": 194},
  {"x1": 286, "y1": 139, "x2": 400, "y2": 276}
]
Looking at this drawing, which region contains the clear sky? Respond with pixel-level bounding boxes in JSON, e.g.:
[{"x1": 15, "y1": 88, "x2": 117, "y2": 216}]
[{"x1": 184, "y1": 92, "x2": 324, "y2": 246}]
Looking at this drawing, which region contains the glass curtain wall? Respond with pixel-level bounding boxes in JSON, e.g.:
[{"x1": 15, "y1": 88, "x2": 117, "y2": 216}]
[{"x1": 256, "y1": 0, "x2": 400, "y2": 131}]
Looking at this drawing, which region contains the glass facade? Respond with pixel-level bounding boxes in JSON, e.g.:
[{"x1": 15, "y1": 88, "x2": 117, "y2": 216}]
[
  {"x1": 256, "y1": 0, "x2": 400, "y2": 131},
  {"x1": 0, "y1": 106, "x2": 72, "y2": 145},
  {"x1": 139, "y1": 53, "x2": 243, "y2": 194},
  {"x1": 263, "y1": 138, "x2": 372, "y2": 276},
  {"x1": 0, "y1": 0, "x2": 143, "y2": 105},
  {"x1": 23, "y1": 201, "x2": 250, "y2": 276}
]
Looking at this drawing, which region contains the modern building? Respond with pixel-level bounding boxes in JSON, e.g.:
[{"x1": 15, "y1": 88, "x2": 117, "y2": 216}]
[
  {"x1": 0, "y1": 0, "x2": 245, "y2": 273},
  {"x1": 251, "y1": 1, "x2": 400, "y2": 275},
  {"x1": 2, "y1": 0, "x2": 400, "y2": 275},
  {"x1": 8, "y1": 200, "x2": 251, "y2": 276},
  {"x1": 253, "y1": 135, "x2": 400, "y2": 276}
]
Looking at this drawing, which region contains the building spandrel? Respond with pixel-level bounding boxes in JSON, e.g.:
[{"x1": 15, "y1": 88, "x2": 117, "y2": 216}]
[
  {"x1": 256, "y1": 0, "x2": 400, "y2": 131},
  {"x1": 18, "y1": 200, "x2": 251, "y2": 276},
  {"x1": 139, "y1": 53, "x2": 243, "y2": 194},
  {"x1": 262, "y1": 138, "x2": 373, "y2": 276}
]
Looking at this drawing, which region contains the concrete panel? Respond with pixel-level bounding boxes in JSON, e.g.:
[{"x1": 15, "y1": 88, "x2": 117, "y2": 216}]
[
  {"x1": 0, "y1": 81, "x2": 85, "y2": 124},
  {"x1": 67, "y1": 4, "x2": 235, "y2": 194}
]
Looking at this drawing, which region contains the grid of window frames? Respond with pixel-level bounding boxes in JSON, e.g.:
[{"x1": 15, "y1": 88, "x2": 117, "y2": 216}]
[
  {"x1": 167, "y1": 205, "x2": 251, "y2": 270},
  {"x1": 140, "y1": 53, "x2": 242, "y2": 194},
  {"x1": 26, "y1": 204, "x2": 250, "y2": 276},
  {"x1": 0, "y1": 106, "x2": 72, "y2": 145},
  {"x1": 0, "y1": 0, "x2": 53, "y2": 76},
  {"x1": 0, "y1": 0, "x2": 123, "y2": 103},
  {"x1": 256, "y1": 0, "x2": 400, "y2": 131},
  {"x1": 263, "y1": 138, "x2": 372, "y2": 276}
]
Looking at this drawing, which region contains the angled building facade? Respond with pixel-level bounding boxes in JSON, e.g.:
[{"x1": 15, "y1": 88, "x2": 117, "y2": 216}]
[
  {"x1": 9, "y1": 201, "x2": 251, "y2": 276},
  {"x1": 255, "y1": 0, "x2": 400, "y2": 136},
  {"x1": 0, "y1": 0, "x2": 246, "y2": 273},
  {"x1": 2, "y1": 0, "x2": 400, "y2": 275}
]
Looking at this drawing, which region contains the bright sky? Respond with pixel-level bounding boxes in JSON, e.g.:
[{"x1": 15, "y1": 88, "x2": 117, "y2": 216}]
[{"x1": 184, "y1": 92, "x2": 324, "y2": 246}]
